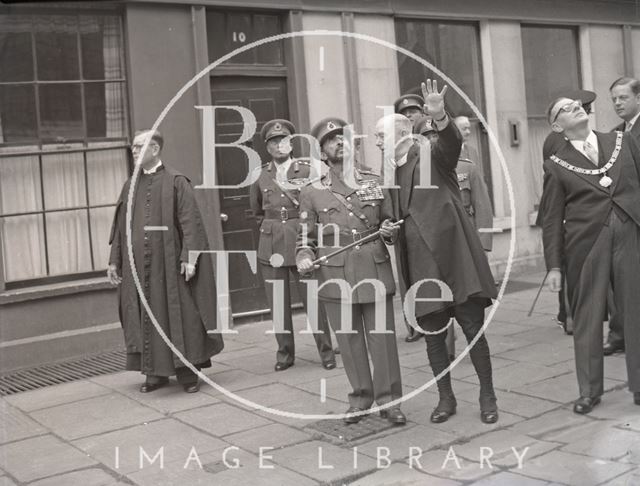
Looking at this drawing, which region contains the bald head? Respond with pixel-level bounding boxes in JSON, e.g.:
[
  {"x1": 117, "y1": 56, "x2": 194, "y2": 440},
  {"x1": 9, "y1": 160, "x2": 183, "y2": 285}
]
[
  {"x1": 454, "y1": 116, "x2": 471, "y2": 142},
  {"x1": 375, "y1": 114, "x2": 413, "y2": 158}
]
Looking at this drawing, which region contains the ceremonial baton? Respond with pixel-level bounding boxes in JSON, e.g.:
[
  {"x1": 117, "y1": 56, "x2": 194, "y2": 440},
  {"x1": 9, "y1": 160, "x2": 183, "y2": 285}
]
[
  {"x1": 310, "y1": 219, "x2": 404, "y2": 266},
  {"x1": 527, "y1": 270, "x2": 549, "y2": 317}
]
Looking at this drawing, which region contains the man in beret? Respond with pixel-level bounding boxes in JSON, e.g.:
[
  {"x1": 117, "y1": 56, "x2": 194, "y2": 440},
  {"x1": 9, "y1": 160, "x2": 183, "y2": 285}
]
[
  {"x1": 540, "y1": 95, "x2": 640, "y2": 413},
  {"x1": 394, "y1": 93, "x2": 425, "y2": 127},
  {"x1": 250, "y1": 119, "x2": 335, "y2": 372},
  {"x1": 296, "y1": 117, "x2": 405, "y2": 426}
]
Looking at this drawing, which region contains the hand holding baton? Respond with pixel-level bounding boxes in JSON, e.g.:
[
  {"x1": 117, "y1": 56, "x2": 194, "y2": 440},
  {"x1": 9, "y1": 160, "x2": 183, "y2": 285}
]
[{"x1": 310, "y1": 219, "x2": 404, "y2": 266}]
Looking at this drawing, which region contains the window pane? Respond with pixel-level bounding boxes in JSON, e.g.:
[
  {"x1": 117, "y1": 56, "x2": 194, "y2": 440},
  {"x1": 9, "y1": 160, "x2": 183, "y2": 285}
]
[
  {"x1": 396, "y1": 20, "x2": 484, "y2": 116},
  {"x1": 90, "y1": 206, "x2": 115, "y2": 269},
  {"x1": 0, "y1": 15, "x2": 34, "y2": 82},
  {"x1": 80, "y1": 15, "x2": 123, "y2": 80},
  {"x1": 85, "y1": 82, "x2": 127, "y2": 138},
  {"x1": 42, "y1": 151, "x2": 86, "y2": 210},
  {"x1": 522, "y1": 26, "x2": 580, "y2": 116},
  {"x1": 34, "y1": 16, "x2": 79, "y2": 81},
  {"x1": 0, "y1": 154, "x2": 42, "y2": 215},
  {"x1": 254, "y1": 15, "x2": 283, "y2": 65},
  {"x1": 1, "y1": 214, "x2": 46, "y2": 281},
  {"x1": 0, "y1": 85, "x2": 38, "y2": 142},
  {"x1": 87, "y1": 147, "x2": 128, "y2": 205},
  {"x1": 46, "y1": 209, "x2": 92, "y2": 275},
  {"x1": 39, "y1": 84, "x2": 83, "y2": 141}
]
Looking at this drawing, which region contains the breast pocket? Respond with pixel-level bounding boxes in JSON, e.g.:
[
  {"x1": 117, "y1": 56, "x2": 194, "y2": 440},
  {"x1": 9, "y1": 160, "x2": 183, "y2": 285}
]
[{"x1": 261, "y1": 188, "x2": 276, "y2": 209}]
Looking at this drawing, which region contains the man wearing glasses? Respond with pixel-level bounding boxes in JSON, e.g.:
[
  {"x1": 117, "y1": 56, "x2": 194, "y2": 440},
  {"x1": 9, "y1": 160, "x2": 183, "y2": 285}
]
[
  {"x1": 107, "y1": 129, "x2": 223, "y2": 394},
  {"x1": 541, "y1": 97, "x2": 640, "y2": 413}
]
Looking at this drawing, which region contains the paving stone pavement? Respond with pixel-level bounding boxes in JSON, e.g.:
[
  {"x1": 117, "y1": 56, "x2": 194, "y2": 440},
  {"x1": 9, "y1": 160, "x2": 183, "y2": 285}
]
[{"x1": 2, "y1": 272, "x2": 639, "y2": 485}]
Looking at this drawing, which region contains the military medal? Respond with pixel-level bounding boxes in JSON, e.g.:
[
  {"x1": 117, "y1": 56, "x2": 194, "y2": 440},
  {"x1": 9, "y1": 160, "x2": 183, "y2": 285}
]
[
  {"x1": 356, "y1": 179, "x2": 384, "y2": 201},
  {"x1": 549, "y1": 132, "x2": 622, "y2": 188}
]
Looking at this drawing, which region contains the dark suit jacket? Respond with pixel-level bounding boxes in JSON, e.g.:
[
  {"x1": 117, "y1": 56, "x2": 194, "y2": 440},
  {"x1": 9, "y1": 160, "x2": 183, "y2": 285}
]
[
  {"x1": 540, "y1": 131, "x2": 640, "y2": 303},
  {"x1": 613, "y1": 119, "x2": 640, "y2": 141},
  {"x1": 393, "y1": 123, "x2": 497, "y2": 317}
]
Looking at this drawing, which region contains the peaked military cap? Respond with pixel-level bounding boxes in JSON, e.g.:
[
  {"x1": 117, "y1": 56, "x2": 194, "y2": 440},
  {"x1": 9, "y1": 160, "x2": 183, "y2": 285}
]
[
  {"x1": 394, "y1": 94, "x2": 425, "y2": 114},
  {"x1": 413, "y1": 115, "x2": 436, "y2": 135},
  {"x1": 261, "y1": 119, "x2": 295, "y2": 142},
  {"x1": 311, "y1": 117, "x2": 348, "y2": 147}
]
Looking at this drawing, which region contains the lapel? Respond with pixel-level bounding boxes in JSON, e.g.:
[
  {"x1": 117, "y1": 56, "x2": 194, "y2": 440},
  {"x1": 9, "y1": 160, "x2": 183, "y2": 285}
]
[
  {"x1": 631, "y1": 121, "x2": 640, "y2": 140},
  {"x1": 397, "y1": 145, "x2": 420, "y2": 211},
  {"x1": 597, "y1": 132, "x2": 621, "y2": 193},
  {"x1": 554, "y1": 142, "x2": 609, "y2": 194}
]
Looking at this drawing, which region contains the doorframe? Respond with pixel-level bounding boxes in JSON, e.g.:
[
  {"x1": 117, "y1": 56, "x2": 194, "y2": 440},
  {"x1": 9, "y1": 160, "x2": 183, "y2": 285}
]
[{"x1": 202, "y1": 7, "x2": 306, "y2": 318}]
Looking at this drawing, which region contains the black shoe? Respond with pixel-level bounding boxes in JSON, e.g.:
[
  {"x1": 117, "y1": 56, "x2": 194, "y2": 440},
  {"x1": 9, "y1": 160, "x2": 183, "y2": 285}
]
[
  {"x1": 275, "y1": 362, "x2": 293, "y2": 372},
  {"x1": 380, "y1": 407, "x2": 406, "y2": 425},
  {"x1": 430, "y1": 397, "x2": 457, "y2": 423},
  {"x1": 344, "y1": 407, "x2": 368, "y2": 424},
  {"x1": 603, "y1": 342, "x2": 624, "y2": 356},
  {"x1": 573, "y1": 396, "x2": 601, "y2": 414},
  {"x1": 634, "y1": 392, "x2": 640, "y2": 405},
  {"x1": 334, "y1": 347, "x2": 341, "y2": 355},
  {"x1": 183, "y1": 383, "x2": 200, "y2": 393},
  {"x1": 481, "y1": 410, "x2": 499, "y2": 423},
  {"x1": 139, "y1": 378, "x2": 169, "y2": 393},
  {"x1": 405, "y1": 333, "x2": 422, "y2": 343},
  {"x1": 322, "y1": 360, "x2": 337, "y2": 370}
]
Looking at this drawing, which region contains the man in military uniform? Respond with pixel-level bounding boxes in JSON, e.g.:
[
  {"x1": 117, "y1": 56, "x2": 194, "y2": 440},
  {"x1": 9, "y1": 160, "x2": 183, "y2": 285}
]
[
  {"x1": 452, "y1": 117, "x2": 494, "y2": 252},
  {"x1": 250, "y1": 119, "x2": 335, "y2": 372},
  {"x1": 297, "y1": 117, "x2": 406, "y2": 425},
  {"x1": 394, "y1": 93, "x2": 426, "y2": 128}
]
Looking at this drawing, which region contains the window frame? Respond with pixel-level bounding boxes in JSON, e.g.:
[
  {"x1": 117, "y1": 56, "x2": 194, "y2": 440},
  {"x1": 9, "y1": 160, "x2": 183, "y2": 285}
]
[
  {"x1": 0, "y1": 8, "x2": 130, "y2": 290},
  {"x1": 394, "y1": 16, "x2": 493, "y2": 206}
]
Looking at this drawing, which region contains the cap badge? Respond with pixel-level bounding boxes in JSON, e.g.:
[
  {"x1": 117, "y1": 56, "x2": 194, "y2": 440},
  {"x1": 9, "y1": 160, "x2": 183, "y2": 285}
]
[
  {"x1": 327, "y1": 121, "x2": 337, "y2": 130},
  {"x1": 274, "y1": 122, "x2": 282, "y2": 131},
  {"x1": 403, "y1": 99, "x2": 409, "y2": 105}
]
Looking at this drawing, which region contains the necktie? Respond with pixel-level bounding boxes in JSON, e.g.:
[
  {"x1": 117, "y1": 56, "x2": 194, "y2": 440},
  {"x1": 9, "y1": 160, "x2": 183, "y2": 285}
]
[{"x1": 583, "y1": 141, "x2": 599, "y2": 166}]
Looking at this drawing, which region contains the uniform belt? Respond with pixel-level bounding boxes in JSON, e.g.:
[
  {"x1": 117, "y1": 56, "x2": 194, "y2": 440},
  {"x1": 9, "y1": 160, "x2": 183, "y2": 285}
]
[{"x1": 264, "y1": 208, "x2": 300, "y2": 221}]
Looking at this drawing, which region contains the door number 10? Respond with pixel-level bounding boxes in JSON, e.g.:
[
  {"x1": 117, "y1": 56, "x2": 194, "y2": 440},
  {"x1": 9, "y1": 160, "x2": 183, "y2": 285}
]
[{"x1": 232, "y1": 32, "x2": 247, "y2": 43}]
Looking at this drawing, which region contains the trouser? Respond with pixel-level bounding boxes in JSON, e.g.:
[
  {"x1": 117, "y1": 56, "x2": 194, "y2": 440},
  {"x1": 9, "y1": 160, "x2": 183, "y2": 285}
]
[
  {"x1": 323, "y1": 296, "x2": 403, "y2": 409},
  {"x1": 418, "y1": 297, "x2": 496, "y2": 407},
  {"x1": 606, "y1": 287, "x2": 625, "y2": 347},
  {"x1": 261, "y1": 263, "x2": 334, "y2": 366},
  {"x1": 570, "y1": 211, "x2": 640, "y2": 397}
]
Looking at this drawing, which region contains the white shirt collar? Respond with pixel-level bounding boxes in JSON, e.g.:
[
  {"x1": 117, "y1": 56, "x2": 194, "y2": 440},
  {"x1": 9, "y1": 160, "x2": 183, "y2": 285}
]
[
  {"x1": 569, "y1": 131, "x2": 598, "y2": 161},
  {"x1": 143, "y1": 159, "x2": 163, "y2": 174},
  {"x1": 274, "y1": 158, "x2": 292, "y2": 173},
  {"x1": 394, "y1": 153, "x2": 409, "y2": 168},
  {"x1": 626, "y1": 111, "x2": 640, "y2": 131}
]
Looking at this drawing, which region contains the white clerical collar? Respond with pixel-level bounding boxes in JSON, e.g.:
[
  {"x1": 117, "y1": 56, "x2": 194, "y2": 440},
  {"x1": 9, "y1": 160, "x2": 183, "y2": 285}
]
[
  {"x1": 143, "y1": 159, "x2": 163, "y2": 174},
  {"x1": 626, "y1": 111, "x2": 640, "y2": 131},
  {"x1": 570, "y1": 131, "x2": 598, "y2": 156}
]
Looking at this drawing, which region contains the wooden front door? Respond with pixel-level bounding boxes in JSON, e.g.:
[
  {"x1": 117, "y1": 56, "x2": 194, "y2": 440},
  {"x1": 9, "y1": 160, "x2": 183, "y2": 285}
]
[{"x1": 210, "y1": 76, "x2": 289, "y2": 315}]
